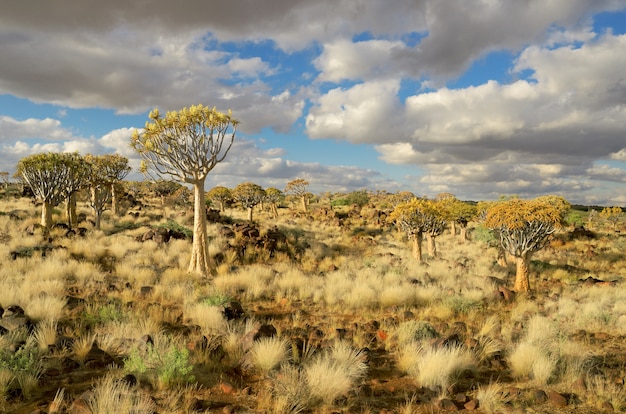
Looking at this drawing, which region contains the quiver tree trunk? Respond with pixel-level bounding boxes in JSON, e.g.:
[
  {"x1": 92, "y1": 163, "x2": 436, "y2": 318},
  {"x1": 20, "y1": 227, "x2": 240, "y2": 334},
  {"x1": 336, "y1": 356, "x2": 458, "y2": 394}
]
[
  {"x1": 66, "y1": 193, "x2": 78, "y2": 229},
  {"x1": 110, "y1": 184, "x2": 118, "y2": 216},
  {"x1": 189, "y1": 180, "x2": 210, "y2": 276},
  {"x1": 497, "y1": 246, "x2": 508, "y2": 267},
  {"x1": 450, "y1": 221, "x2": 457, "y2": 236},
  {"x1": 247, "y1": 207, "x2": 253, "y2": 222},
  {"x1": 426, "y1": 233, "x2": 437, "y2": 257},
  {"x1": 41, "y1": 201, "x2": 53, "y2": 229},
  {"x1": 513, "y1": 253, "x2": 532, "y2": 292},
  {"x1": 300, "y1": 195, "x2": 307, "y2": 212},
  {"x1": 459, "y1": 224, "x2": 468, "y2": 241},
  {"x1": 411, "y1": 233, "x2": 423, "y2": 263}
]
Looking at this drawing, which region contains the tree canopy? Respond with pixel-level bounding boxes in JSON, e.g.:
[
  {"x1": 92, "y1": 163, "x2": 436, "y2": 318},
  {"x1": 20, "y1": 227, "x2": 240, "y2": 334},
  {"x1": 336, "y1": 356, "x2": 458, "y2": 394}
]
[{"x1": 484, "y1": 196, "x2": 570, "y2": 292}]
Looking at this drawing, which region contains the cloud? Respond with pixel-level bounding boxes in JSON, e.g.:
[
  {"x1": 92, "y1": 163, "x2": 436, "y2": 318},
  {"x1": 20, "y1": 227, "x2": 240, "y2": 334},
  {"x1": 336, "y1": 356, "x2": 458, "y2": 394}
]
[{"x1": 0, "y1": 116, "x2": 75, "y2": 142}]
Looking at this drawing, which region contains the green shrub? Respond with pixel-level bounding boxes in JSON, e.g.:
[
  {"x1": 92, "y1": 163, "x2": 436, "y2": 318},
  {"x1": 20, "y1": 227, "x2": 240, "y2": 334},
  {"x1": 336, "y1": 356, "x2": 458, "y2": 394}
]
[
  {"x1": 156, "y1": 220, "x2": 192, "y2": 239},
  {"x1": 124, "y1": 339, "x2": 195, "y2": 389}
]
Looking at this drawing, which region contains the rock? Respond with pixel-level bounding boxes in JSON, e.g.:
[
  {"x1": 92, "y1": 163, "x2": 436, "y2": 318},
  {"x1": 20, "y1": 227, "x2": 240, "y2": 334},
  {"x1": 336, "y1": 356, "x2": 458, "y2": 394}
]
[
  {"x1": 571, "y1": 378, "x2": 586, "y2": 392},
  {"x1": 533, "y1": 389, "x2": 548, "y2": 403},
  {"x1": 3, "y1": 304, "x2": 25, "y2": 317},
  {"x1": 152, "y1": 227, "x2": 171, "y2": 243},
  {"x1": 139, "y1": 286, "x2": 154, "y2": 297},
  {"x1": 464, "y1": 399, "x2": 479, "y2": 410},
  {"x1": 498, "y1": 286, "x2": 515, "y2": 302},
  {"x1": 0, "y1": 314, "x2": 33, "y2": 332},
  {"x1": 84, "y1": 343, "x2": 116, "y2": 369},
  {"x1": 547, "y1": 390, "x2": 568, "y2": 407},
  {"x1": 435, "y1": 398, "x2": 459, "y2": 411},
  {"x1": 69, "y1": 391, "x2": 94, "y2": 414},
  {"x1": 220, "y1": 381, "x2": 235, "y2": 395},
  {"x1": 223, "y1": 301, "x2": 244, "y2": 320},
  {"x1": 253, "y1": 324, "x2": 277, "y2": 341}
]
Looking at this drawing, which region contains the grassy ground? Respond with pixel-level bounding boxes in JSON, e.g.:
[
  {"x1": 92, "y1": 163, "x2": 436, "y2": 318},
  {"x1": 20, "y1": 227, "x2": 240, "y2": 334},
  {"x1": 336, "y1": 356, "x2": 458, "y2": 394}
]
[{"x1": 0, "y1": 189, "x2": 624, "y2": 413}]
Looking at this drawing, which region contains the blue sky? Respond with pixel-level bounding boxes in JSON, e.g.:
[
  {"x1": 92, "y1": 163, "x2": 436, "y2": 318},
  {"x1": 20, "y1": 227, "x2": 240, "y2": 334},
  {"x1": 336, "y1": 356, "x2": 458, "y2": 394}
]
[{"x1": 1, "y1": 1, "x2": 626, "y2": 204}]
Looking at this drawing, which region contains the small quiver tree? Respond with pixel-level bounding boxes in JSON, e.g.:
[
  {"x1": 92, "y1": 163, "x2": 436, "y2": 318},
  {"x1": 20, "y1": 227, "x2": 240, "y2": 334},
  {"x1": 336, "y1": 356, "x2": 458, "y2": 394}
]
[
  {"x1": 285, "y1": 178, "x2": 309, "y2": 212},
  {"x1": 599, "y1": 206, "x2": 623, "y2": 231},
  {"x1": 64, "y1": 154, "x2": 90, "y2": 229},
  {"x1": 16, "y1": 152, "x2": 79, "y2": 229},
  {"x1": 207, "y1": 186, "x2": 232, "y2": 212},
  {"x1": 131, "y1": 105, "x2": 238, "y2": 276},
  {"x1": 484, "y1": 196, "x2": 569, "y2": 293},
  {"x1": 98, "y1": 154, "x2": 131, "y2": 215},
  {"x1": 232, "y1": 182, "x2": 265, "y2": 222},
  {"x1": 264, "y1": 187, "x2": 283, "y2": 219},
  {"x1": 84, "y1": 154, "x2": 112, "y2": 230},
  {"x1": 151, "y1": 180, "x2": 182, "y2": 206},
  {"x1": 389, "y1": 198, "x2": 435, "y2": 263},
  {"x1": 440, "y1": 196, "x2": 477, "y2": 241}
]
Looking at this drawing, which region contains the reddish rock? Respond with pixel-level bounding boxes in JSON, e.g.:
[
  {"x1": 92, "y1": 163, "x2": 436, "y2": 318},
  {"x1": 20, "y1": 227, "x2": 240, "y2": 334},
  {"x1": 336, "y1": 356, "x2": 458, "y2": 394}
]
[
  {"x1": 572, "y1": 378, "x2": 587, "y2": 392},
  {"x1": 498, "y1": 286, "x2": 516, "y2": 302},
  {"x1": 69, "y1": 399, "x2": 92, "y2": 414},
  {"x1": 435, "y1": 398, "x2": 459, "y2": 411},
  {"x1": 547, "y1": 390, "x2": 568, "y2": 407},
  {"x1": 464, "y1": 399, "x2": 479, "y2": 411},
  {"x1": 220, "y1": 381, "x2": 235, "y2": 395}
]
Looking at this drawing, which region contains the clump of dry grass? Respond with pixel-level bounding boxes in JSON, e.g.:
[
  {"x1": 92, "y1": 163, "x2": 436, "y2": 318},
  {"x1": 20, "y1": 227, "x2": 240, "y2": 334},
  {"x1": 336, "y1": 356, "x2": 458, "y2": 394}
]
[
  {"x1": 508, "y1": 314, "x2": 561, "y2": 385},
  {"x1": 304, "y1": 341, "x2": 368, "y2": 404},
  {"x1": 247, "y1": 336, "x2": 290, "y2": 374},
  {"x1": 406, "y1": 344, "x2": 476, "y2": 393},
  {"x1": 475, "y1": 382, "x2": 511, "y2": 414},
  {"x1": 88, "y1": 374, "x2": 156, "y2": 414}
]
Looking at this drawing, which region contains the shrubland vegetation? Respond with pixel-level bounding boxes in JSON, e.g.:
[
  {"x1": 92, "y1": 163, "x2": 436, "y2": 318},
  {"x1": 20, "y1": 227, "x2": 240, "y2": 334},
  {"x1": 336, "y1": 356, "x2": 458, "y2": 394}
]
[
  {"x1": 0, "y1": 104, "x2": 623, "y2": 412},
  {"x1": 0, "y1": 175, "x2": 624, "y2": 413}
]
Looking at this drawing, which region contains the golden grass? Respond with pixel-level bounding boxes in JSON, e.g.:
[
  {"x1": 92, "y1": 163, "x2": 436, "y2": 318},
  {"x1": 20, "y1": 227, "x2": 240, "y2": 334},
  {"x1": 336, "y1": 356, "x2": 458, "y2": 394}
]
[{"x1": 88, "y1": 374, "x2": 156, "y2": 414}]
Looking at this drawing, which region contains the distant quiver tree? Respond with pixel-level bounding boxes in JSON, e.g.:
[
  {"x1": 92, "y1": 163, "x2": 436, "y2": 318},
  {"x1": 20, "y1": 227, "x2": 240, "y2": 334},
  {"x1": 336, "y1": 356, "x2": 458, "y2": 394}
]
[
  {"x1": 130, "y1": 105, "x2": 238, "y2": 276},
  {"x1": 389, "y1": 197, "x2": 446, "y2": 263},
  {"x1": 484, "y1": 196, "x2": 569, "y2": 292},
  {"x1": 232, "y1": 182, "x2": 265, "y2": 221},
  {"x1": 285, "y1": 178, "x2": 309, "y2": 212}
]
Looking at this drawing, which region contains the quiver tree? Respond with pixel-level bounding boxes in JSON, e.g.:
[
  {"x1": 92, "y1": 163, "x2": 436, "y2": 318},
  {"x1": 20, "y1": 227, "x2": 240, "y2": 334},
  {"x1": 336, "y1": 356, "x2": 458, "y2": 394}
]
[
  {"x1": 151, "y1": 180, "x2": 182, "y2": 206},
  {"x1": 484, "y1": 196, "x2": 569, "y2": 292},
  {"x1": 285, "y1": 178, "x2": 309, "y2": 212},
  {"x1": 438, "y1": 194, "x2": 476, "y2": 240},
  {"x1": 84, "y1": 154, "x2": 112, "y2": 230},
  {"x1": 131, "y1": 105, "x2": 238, "y2": 276},
  {"x1": 423, "y1": 199, "x2": 448, "y2": 257},
  {"x1": 64, "y1": 154, "x2": 90, "y2": 229},
  {"x1": 599, "y1": 206, "x2": 623, "y2": 231},
  {"x1": 232, "y1": 182, "x2": 265, "y2": 221},
  {"x1": 98, "y1": 154, "x2": 131, "y2": 215},
  {"x1": 0, "y1": 172, "x2": 9, "y2": 188},
  {"x1": 389, "y1": 198, "x2": 445, "y2": 263},
  {"x1": 16, "y1": 152, "x2": 79, "y2": 229},
  {"x1": 264, "y1": 187, "x2": 283, "y2": 219},
  {"x1": 207, "y1": 186, "x2": 232, "y2": 212}
]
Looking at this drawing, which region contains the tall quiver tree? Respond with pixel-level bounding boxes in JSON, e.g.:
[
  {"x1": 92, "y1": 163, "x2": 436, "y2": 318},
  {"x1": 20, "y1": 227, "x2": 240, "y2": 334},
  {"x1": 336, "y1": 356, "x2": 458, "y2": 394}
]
[
  {"x1": 16, "y1": 152, "x2": 77, "y2": 229},
  {"x1": 484, "y1": 196, "x2": 569, "y2": 293},
  {"x1": 98, "y1": 154, "x2": 131, "y2": 215},
  {"x1": 232, "y1": 182, "x2": 265, "y2": 221},
  {"x1": 131, "y1": 105, "x2": 237, "y2": 276},
  {"x1": 285, "y1": 178, "x2": 309, "y2": 212}
]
